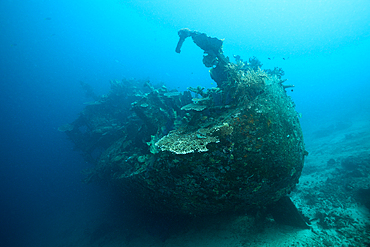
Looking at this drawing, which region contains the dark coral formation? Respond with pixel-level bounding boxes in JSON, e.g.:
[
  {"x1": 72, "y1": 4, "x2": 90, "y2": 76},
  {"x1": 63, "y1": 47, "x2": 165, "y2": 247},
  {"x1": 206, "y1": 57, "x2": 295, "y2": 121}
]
[
  {"x1": 61, "y1": 30, "x2": 306, "y2": 215},
  {"x1": 265, "y1": 67, "x2": 285, "y2": 79}
]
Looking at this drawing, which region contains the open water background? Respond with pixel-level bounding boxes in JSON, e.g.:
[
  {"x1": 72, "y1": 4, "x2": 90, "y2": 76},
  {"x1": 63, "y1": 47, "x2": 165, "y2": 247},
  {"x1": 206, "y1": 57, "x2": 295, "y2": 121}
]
[{"x1": 1, "y1": 1, "x2": 370, "y2": 246}]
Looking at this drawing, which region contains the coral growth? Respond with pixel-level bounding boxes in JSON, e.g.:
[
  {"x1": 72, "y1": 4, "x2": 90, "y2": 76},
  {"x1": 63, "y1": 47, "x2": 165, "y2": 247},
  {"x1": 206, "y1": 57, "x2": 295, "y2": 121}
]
[{"x1": 155, "y1": 123, "x2": 233, "y2": 154}]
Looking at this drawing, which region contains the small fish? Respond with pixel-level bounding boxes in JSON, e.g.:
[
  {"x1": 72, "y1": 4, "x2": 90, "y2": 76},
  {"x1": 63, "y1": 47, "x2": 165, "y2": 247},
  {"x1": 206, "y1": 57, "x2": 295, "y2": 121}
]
[
  {"x1": 45, "y1": 17, "x2": 52, "y2": 21},
  {"x1": 268, "y1": 57, "x2": 271, "y2": 60}
]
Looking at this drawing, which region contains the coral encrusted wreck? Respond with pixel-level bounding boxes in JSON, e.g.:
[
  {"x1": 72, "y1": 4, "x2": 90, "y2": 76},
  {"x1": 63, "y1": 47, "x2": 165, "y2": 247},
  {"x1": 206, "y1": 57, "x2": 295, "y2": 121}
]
[{"x1": 60, "y1": 29, "x2": 307, "y2": 216}]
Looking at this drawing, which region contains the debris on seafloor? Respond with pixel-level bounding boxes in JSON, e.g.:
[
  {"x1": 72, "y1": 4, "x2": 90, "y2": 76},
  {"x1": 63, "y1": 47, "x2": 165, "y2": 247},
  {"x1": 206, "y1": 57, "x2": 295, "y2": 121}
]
[{"x1": 60, "y1": 29, "x2": 308, "y2": 228}]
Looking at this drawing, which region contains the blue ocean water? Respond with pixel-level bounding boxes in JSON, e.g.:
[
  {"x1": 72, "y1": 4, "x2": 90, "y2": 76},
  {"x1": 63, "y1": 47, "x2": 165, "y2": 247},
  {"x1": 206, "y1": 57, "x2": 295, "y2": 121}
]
[{"x1": 1, "y1": 0, "x2": 369, "y2": 246}]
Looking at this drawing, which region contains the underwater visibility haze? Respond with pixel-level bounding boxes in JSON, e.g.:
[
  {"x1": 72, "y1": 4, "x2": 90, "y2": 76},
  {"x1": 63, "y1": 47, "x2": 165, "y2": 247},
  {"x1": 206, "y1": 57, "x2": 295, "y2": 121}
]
[{"x1": 1, "y1": 0, "x2": 370, "y2": 246}]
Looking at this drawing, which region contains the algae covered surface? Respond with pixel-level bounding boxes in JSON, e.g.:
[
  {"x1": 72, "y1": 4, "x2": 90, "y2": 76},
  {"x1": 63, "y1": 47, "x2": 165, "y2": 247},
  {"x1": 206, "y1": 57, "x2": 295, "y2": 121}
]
[{"x1": 61, "y1": 30, "x2": 306, "y2": 215}]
